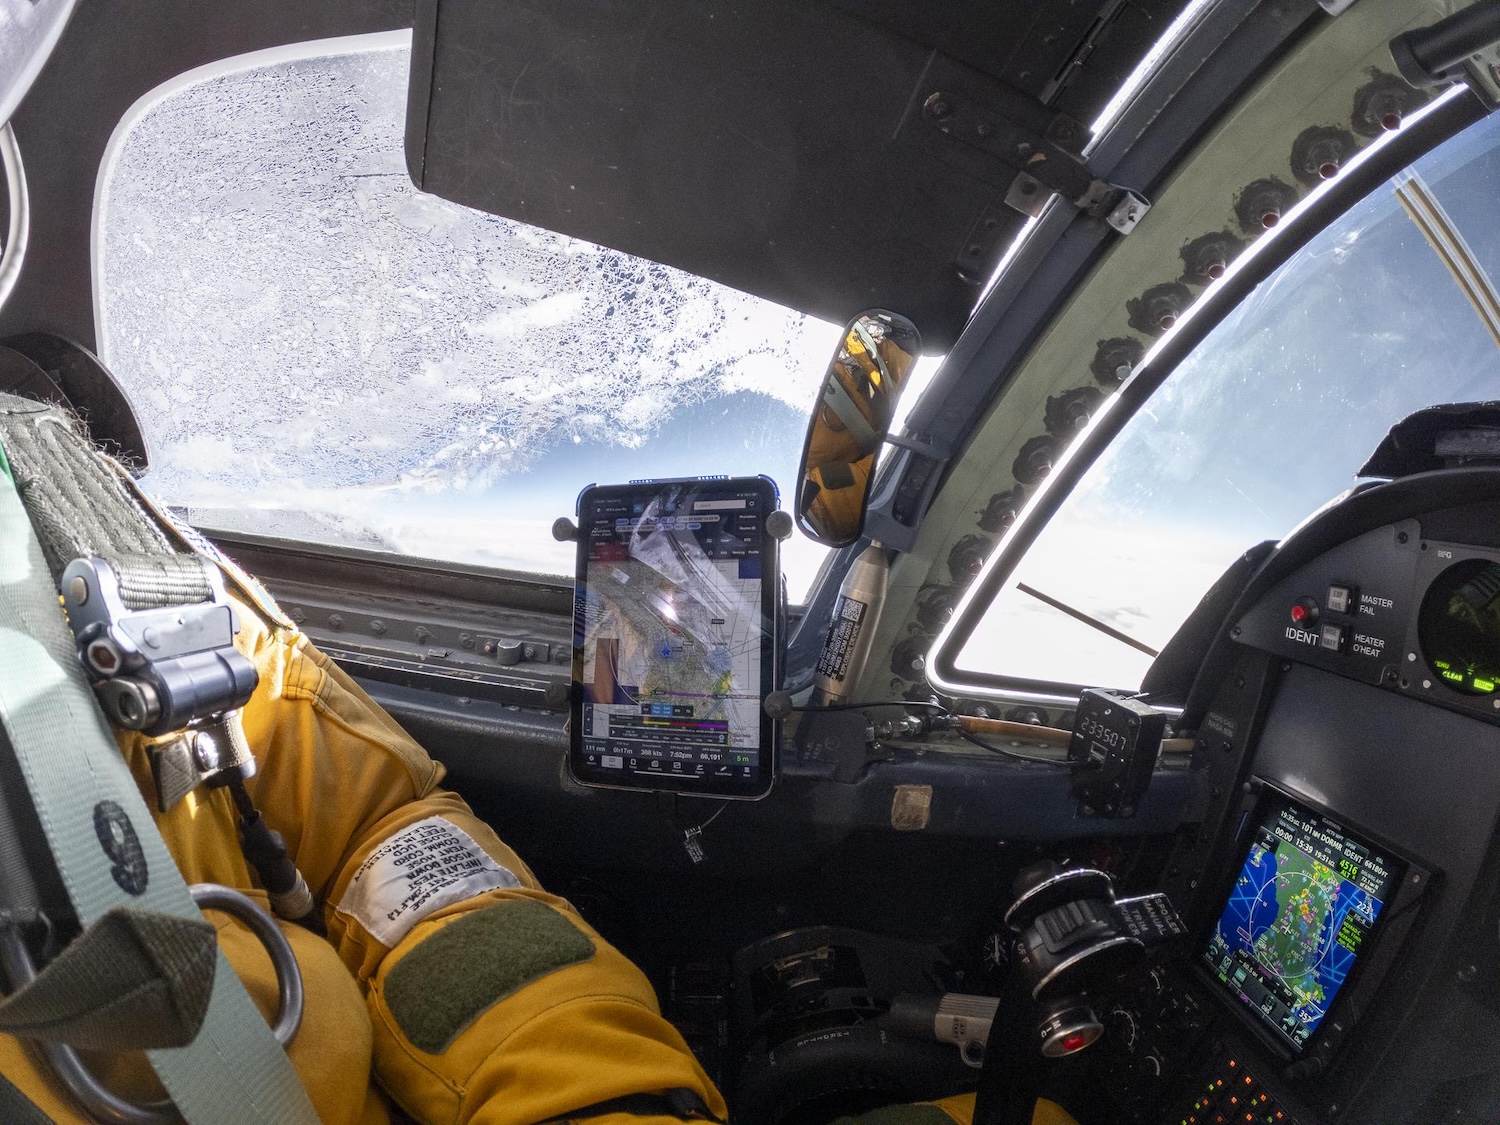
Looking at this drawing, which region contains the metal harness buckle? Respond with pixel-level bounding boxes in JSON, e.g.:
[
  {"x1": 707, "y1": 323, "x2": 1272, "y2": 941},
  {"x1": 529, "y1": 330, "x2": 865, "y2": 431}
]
[{"x1": 60, "y1": 556, "x2": 259, "y2": 809}]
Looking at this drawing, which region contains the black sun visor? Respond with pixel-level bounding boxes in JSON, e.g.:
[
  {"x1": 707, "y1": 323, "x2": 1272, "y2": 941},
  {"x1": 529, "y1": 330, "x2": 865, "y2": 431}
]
[{"x1": 405, "y1": 0, "x2": 1182, "y2": 351}]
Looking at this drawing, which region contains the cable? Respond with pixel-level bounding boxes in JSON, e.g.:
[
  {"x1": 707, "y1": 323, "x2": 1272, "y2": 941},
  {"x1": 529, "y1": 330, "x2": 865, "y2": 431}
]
[
  {"x1": 797, "y1": 698, "x2": 1067, "y2": 762},
  {"x1": 693, "y1": 804, "x2": 727, "y2": 832},
  {"x1": 0, "y1": 124, "x2": 30, "y2": 317},
  {"x1": 225, "y1": 774, "x2": 324, "y2": 935},
  {"x1": 678, "y1": 802, "x2": 726, "y2": 865},
  {"x1": 959, "y1": 730, "x2": 1065, "y2": 766},
  {"x1": 792, "y1": 699, "x2": 950, "y2": 713}
]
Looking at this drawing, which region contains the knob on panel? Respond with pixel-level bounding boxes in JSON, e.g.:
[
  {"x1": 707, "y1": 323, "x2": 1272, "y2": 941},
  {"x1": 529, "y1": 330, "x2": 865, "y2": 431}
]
[
  {"x1": 1004, "y1": 863, "x2": 1114, "y2": 931},
  {"x1": 1038, "y1": 1004, "x2": 1104, "y2": 1059}
]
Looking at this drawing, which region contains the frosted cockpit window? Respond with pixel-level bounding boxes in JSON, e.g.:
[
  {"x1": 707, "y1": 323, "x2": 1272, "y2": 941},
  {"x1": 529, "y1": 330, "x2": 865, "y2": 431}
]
[{"x1": 94, "y1": 32, "x2": 837, "y2": 596}]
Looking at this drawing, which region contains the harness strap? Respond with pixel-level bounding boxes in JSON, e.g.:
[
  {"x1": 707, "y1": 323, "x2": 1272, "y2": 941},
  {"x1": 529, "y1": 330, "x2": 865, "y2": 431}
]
[
  {"x1": 0, "y1": 430, "x2": 318, "y2": 1120},
  {"x1": 0, "y1": 396, "x2": 208, "y2": 610}
]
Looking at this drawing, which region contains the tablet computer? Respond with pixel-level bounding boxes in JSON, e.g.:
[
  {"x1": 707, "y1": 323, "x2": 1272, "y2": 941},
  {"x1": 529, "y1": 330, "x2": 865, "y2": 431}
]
[{"x1": 570, "y1": 477, "x2": 780, "y2": 799}]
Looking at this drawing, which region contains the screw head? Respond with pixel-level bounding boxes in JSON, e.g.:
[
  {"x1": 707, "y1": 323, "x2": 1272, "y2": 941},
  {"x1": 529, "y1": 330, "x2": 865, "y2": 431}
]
[
  {"x1": 193, "y1": 732, "x2": 222, "y2": 772},
  {"x1": 87, "y1": 639, "x2": 121, "y2": 674},
  {"x1": 67, "y1": 575, "x2": 89, "y2": 604}
]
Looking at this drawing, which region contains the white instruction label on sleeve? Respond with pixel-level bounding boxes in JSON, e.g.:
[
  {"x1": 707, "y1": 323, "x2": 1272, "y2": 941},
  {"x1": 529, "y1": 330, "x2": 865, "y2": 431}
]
[{"x1": 335, "y1": 816, "x2": 521, "y2": 947}]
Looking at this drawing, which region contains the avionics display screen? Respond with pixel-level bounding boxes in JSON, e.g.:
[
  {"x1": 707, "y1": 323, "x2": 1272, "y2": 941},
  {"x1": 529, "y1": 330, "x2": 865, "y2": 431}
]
[
  {"x1": 1203, "y1": 793, "x2": 1402, "y2": 1054},
  {"x1": 570, "y1": 477, "x2": 777, "y2": 798}
]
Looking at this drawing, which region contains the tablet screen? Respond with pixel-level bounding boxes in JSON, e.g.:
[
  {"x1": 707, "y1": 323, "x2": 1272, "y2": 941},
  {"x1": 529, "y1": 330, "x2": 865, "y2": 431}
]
[{"x1": 572, "y1": 477, "x2": 777, "y2": 797}]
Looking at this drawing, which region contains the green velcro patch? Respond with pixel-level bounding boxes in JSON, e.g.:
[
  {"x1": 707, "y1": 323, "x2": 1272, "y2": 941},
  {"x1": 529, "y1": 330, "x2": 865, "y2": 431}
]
[
  {"x1": 829, "y1": 1106, "x2": 956, "y2": 1125},
  {"x1": 384, "y1": 899, "x2": 596, "y2": 1054}
]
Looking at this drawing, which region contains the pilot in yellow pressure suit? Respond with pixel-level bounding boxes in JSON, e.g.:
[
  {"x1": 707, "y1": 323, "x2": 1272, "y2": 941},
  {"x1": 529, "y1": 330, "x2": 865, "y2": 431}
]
[
  {"x1": 0, "y1": 550, "x2": 727, "y2": 1124},
  {"x1": 0, "y1": 416, "x2": 1081, "y2": 1125}
]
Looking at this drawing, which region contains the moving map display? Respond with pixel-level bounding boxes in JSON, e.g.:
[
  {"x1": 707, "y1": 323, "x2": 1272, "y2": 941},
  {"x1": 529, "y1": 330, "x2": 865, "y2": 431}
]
[
  {"x1": 572, "y1": 478, "x2": 776, "y2": 797},
  {"x1": 1204, "y1": 793, "x2": 1401, "y2": 1054}
]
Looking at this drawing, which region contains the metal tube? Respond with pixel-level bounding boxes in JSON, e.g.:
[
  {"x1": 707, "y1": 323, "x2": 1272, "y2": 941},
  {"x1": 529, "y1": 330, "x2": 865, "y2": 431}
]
[
  {"x1": 1390, "y1": 4, "x2": 1500, "y2": 87},
  {"x1": 810, "y1": 542, "x2": 890, "y2": 705},
  {"x1": 0, "y1": 123, "x2": 29, "y2": 317}
]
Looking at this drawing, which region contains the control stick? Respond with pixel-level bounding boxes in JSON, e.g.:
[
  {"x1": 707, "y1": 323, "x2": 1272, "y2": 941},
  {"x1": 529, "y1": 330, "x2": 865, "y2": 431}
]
[{"x1": 972, "y1": 862, "x2": 1185, "y2": 1125}]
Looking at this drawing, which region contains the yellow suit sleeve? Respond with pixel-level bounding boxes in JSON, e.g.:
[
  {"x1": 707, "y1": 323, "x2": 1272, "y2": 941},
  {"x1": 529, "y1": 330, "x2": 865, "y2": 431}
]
[{"x1": 232, "y1": 604, "x2": 725, "y2": 1124}]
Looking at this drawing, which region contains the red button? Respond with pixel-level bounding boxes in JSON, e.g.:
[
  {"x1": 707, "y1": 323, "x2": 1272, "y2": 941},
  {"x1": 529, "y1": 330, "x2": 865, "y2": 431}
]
[
  {"x1": 1059, "y1": 1032, "x2": 1091, "y2": 1054},
  {"x1": 1289, "y1": 598, "x2": 1319, "y2": 625}
]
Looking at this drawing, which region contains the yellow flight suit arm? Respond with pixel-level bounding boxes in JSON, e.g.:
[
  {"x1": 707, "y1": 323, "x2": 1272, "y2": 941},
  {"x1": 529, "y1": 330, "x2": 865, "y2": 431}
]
[{"x1": 229, "y1": 600, "x2": 724, "y2": 1125}]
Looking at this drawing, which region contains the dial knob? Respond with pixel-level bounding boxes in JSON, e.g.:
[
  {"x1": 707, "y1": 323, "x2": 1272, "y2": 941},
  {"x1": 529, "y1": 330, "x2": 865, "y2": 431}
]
[{"x1": 1106, "y1": 1007, "x2": 1138, "y2": 1052}]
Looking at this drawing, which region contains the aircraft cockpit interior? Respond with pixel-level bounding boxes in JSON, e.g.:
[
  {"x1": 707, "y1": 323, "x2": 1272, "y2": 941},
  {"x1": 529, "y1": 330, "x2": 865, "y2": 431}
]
[{"x1": 3, "y1": 1, "x2": 1500, "y2": 1124}]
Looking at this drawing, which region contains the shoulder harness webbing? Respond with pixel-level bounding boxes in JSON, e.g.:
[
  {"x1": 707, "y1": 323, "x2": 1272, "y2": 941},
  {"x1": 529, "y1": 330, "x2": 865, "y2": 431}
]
[{"x1": 0, "y1": 392, "x2": 318, "y2": 1123}]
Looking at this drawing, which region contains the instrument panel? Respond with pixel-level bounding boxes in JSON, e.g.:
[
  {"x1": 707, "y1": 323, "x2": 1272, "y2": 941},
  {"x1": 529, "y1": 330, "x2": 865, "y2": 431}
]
[
  {"x1": 1232, "y1": 518, "x2": 1500, "y2": 726},
  {"x1": 1099, "y1": 495, "x2": 1500, "y2": 1124}
]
